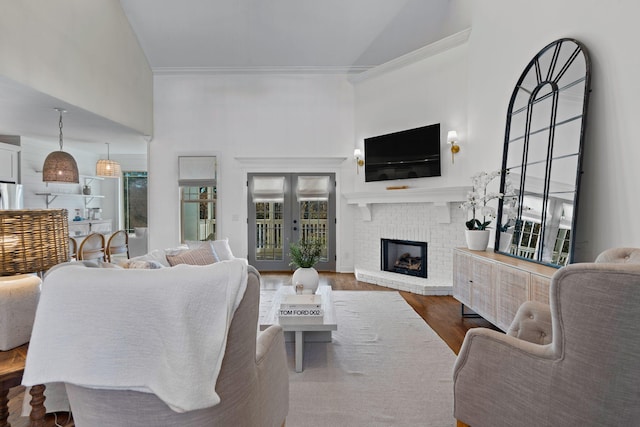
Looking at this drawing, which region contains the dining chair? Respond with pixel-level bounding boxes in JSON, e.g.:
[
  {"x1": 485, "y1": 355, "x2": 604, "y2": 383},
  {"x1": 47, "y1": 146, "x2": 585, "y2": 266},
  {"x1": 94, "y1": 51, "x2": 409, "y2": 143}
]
[
  {"x1": 77, "y1": 232, "x2": 106, "y2": 262},
  {"x1": 69, "y1": 237, "x2": 78, "y2": 261},
  {"x1": 106, "y1": 230, "x2": 130, "y2": 263}
]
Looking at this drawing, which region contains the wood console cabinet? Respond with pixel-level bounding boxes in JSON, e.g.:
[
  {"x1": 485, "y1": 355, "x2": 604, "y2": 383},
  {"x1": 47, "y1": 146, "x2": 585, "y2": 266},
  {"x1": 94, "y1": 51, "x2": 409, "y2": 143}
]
[{"x1": 452, "y1": 248, "x2": 558, "y2": 331}]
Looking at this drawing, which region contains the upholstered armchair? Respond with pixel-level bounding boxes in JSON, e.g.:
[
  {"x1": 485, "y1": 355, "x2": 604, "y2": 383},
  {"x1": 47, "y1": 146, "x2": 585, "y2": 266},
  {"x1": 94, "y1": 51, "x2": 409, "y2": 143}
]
[
  {"x1": 453, "y1": 248, "x2": 640, "y2": 427},
  {"x1": 24, "y1": 262, "x2": 289, "y2": 427}
]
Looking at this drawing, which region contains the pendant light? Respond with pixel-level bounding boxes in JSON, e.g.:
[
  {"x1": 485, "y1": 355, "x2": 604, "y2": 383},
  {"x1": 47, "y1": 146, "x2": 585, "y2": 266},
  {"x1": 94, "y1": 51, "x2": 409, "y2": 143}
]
[
  {"x1": 42, "y1": 108, "x2": 79, "y2": 183},
  {"x1": 96, "y1": 142, "x2": 121, "y2": 177}
]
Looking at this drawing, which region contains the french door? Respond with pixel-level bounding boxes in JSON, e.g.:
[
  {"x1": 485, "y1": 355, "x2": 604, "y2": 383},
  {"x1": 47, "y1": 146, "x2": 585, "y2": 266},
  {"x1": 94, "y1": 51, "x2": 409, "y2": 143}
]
[{"x1": 248, "y1": 173, "x2": 336, "y2": 271}]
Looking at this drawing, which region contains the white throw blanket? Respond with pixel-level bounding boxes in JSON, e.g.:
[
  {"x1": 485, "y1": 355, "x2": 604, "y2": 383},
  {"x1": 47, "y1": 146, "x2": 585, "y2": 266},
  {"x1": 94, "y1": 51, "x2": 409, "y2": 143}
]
[{"x1": 22, "y1": 259, "x2": 248, "y2": 413}]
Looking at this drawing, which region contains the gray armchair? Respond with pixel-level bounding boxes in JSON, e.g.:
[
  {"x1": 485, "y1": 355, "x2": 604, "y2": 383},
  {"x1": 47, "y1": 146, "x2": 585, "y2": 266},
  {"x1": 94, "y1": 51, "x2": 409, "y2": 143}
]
[
  {"x1": 453, "y1": 248, "x2": 640, "y2": 427},
  {"x1": 65, "y1": 267, "x2": 289, "y2": 427}
]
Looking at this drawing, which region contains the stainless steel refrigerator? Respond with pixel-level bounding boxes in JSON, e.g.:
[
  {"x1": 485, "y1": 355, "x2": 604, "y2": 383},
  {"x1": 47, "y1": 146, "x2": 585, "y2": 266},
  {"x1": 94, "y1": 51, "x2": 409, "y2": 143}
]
[{"x1": 0, "y1": 183, "x2": 24, "y2": 209}]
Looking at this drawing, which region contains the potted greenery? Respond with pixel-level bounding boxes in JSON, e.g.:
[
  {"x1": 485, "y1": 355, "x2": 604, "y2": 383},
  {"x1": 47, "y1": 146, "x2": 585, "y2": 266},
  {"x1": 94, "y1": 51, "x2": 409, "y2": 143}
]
[
  {"x1": 289, "y1": 237, "x2": 323, "y2": 293},
  {"x1": 460, "y1": 171, "x2": 503, "y2": 250}
]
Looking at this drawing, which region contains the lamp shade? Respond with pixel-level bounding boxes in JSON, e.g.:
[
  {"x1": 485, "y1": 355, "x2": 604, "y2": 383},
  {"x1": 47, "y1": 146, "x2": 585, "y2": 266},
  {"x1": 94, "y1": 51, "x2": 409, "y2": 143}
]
[
  {"x1": 0, "y1": 209, "x2": 69, "y2": 276},
  {"x1": 447, "y1": 131, "x2": 458, "y2": 143},
  {"x1": 96, "y1": 159, "x2": 122, "y2": 177},
  {"x1": 42, "y1": 151, "x2": 79, "y2": 183}
]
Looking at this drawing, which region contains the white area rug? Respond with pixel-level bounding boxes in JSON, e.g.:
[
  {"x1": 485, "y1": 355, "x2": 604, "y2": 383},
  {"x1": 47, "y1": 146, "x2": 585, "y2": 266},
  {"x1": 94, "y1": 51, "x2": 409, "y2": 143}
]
[{"x1": 261, "y1": 290, "x2": 457, "y2": 427}]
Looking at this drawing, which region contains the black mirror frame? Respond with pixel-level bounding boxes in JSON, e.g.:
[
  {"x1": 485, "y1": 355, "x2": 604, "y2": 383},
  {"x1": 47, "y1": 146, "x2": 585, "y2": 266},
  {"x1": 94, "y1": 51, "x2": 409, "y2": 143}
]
[{"x1": 495, "y1": 38, "x2": 591, "y2": 267}]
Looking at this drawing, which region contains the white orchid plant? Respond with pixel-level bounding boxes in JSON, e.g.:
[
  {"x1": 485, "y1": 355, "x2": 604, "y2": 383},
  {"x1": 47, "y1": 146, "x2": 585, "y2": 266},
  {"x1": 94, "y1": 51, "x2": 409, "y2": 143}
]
[{"x1": 460, "y1": 170, "x2": 503, "y2": 231}]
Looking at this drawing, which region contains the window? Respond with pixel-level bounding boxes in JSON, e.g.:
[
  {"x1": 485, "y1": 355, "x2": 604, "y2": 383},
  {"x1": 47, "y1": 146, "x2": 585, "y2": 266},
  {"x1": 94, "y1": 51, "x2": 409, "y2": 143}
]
[
  {"x1": 178, "y1": 156, "x2": 217, "y2": 243},
  {"x1": 181, "y1": 185, "x2": 216, "y2": 241}
]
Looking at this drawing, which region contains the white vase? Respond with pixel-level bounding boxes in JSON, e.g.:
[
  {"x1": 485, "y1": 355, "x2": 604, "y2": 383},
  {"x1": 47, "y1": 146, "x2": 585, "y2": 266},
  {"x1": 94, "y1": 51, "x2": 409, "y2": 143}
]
[
  {"x1": 498, "y1": 231, "x2": 513, "y2": 252},
  {"x1": 292, "y1": 267, "x2": 320, "y2": 294},
  {"x1": 465, "y1": 229, "x2": 490, "y2": 251}
]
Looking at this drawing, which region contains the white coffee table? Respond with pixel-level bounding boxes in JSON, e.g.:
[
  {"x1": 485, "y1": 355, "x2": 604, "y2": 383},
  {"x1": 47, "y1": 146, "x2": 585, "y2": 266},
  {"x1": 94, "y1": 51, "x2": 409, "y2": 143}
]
[{"x1": 260, "y1": 285, "x2": 337, "y2": 372}]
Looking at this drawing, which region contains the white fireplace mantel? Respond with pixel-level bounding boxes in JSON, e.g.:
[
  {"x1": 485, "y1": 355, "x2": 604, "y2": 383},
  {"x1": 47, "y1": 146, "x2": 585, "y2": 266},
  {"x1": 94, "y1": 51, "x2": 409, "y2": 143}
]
[{"x1": 343, "y1": 186, "x2": 471, "y2": 222}]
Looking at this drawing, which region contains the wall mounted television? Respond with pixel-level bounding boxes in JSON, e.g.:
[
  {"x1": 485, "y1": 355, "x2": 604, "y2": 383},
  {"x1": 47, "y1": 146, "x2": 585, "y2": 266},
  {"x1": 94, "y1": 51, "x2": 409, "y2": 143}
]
[{"x1": 364, "y1": 123, "x2": 441, "y2": 182}]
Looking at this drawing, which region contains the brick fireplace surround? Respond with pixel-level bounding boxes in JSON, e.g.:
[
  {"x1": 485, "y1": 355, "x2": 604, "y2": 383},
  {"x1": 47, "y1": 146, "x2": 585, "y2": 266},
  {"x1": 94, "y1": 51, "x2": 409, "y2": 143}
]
[{"x1": 344, "y1": 187, "x2": 470, "y2": 295}]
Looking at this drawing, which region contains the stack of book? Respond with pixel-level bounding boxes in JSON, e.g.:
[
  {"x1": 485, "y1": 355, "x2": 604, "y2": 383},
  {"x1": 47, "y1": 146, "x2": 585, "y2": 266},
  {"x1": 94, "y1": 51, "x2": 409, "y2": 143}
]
[{"x1": 278, "y1": 294, "x2": 324, "y2": 325}]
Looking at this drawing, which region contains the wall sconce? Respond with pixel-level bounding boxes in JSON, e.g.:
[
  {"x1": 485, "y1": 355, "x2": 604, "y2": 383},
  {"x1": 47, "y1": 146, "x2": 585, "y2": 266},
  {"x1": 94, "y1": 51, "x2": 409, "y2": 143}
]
[
  {"x1": 447, "y1": 130, "x2": 460, "y2": 163},
  {"x1": 353, "y1": 148, "x2": 364, "y2": 174}
]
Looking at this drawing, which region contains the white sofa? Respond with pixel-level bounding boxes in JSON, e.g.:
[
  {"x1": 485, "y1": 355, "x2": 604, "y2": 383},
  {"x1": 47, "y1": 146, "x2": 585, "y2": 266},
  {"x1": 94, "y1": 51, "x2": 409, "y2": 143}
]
[{"x1": 23, "y1": 257, "x2": 289, "y2": 427}]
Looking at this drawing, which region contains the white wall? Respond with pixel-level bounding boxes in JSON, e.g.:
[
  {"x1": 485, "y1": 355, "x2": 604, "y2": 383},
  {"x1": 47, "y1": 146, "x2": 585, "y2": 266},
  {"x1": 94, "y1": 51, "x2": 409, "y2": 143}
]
[
  {"x1": 468, "y1": 0, "x2": 640, "y2": 260},
  {"x1": 353, "y1": 42, "x2": 470, "y2": 192},
  {"x1": 149, "y1": 73, "x2": 354, "y2": 260},
  {"x1": 349, "y1": 39, "x2": 470, "y2": 274},
  {"x1": 0, "y1": 0, "x2": 153, "y2": 135}
]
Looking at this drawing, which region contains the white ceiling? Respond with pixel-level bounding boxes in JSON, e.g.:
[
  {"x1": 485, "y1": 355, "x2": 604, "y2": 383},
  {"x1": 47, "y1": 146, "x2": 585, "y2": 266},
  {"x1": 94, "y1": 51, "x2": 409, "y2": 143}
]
[
  {"x1": 120, "y1": 0, "x2": 470, "y2": 70},
  {"x1": 0, "y1": 1, "x2": 470, "y2": 155}
]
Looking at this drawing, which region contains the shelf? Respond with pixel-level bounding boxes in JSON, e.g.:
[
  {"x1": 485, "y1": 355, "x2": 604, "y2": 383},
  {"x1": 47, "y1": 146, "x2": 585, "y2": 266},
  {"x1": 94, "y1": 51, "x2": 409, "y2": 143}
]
[
  {"x1": 342, "y1": 186, "x2": 471, "y2": 222},
  {"x1": 83, "y1": 176, "x2": 105, "y2": 185},
  {"x1": 35, "y1": 192, "x2": 104, "y2": 208}
]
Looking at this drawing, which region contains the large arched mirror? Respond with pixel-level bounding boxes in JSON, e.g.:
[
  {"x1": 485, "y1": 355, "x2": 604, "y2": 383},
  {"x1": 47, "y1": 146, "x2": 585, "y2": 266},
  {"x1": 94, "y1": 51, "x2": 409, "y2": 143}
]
[{"x1": 495, "y1": 38, "x2": 591, "y2": 267}]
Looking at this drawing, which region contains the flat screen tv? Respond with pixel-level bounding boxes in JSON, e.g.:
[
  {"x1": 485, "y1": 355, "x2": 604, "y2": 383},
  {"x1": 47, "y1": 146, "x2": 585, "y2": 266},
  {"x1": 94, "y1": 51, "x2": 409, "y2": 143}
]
[{"x1": 364, "y1": 123, "x2": 441, "y2": 182}]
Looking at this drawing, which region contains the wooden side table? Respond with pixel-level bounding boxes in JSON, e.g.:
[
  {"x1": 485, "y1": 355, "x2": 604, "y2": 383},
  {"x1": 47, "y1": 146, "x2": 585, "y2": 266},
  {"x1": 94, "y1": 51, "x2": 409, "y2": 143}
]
[{"x1": 0, "y1": 344, "x2": 46, "y2": 427}]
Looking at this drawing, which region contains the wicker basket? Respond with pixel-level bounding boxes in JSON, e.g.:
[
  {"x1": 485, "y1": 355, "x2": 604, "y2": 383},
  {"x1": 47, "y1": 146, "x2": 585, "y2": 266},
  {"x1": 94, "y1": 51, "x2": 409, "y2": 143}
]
[{"x1": 0, "y1": 209, "x2": 69, "y2": 276}]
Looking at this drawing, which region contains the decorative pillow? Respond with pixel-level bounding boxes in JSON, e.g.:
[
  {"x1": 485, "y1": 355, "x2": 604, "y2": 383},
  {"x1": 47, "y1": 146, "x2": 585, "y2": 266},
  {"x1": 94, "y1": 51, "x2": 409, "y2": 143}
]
[
  {"x1": 133, "y1": 246, "x2": 188, "y2": 268},
  {"x1": 166, "y1": 245, "x2": 218, "y2": 266},
  {"x1": 76, "y1": 260, "x2": 123, "y2": 269},
  {"x1": 98, "y1": 261, "x2": 123, "y2": 269},
  {"x1": 211, "y1": 238, "x2": 234, "y2": 261},
  {"x1": 186, "y1": 241, "x2": 221, "y2": 262},
  {"x1": 118, "y1": 259, "x2": 165, "y2": 269}
]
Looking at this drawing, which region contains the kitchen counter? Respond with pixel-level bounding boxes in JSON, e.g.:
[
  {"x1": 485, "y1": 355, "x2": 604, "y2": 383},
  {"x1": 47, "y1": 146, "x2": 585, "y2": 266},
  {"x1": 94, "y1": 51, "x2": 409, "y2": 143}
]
[{"x1": 68, "y1": 219, "x2": 112, "y2": 238}]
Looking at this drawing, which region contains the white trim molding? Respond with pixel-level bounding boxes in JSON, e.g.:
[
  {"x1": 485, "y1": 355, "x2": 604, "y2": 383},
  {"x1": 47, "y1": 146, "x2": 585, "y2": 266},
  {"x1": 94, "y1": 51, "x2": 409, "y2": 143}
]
[
  {"x1": 348, "y1": 28, "x2": 471, "y2": 84},
  {"x1": 153, "y1": 66, "x2": 372, "y2": 76},
  {"x1": 234, "y1": 156, "x2": 347, "y2": 171}
]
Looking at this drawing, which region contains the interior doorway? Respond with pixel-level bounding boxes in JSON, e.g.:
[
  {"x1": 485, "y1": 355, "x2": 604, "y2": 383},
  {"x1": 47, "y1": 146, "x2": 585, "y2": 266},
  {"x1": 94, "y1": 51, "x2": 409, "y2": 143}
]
[{"x1": 247, "y1": 173, "x2": 336, "y2": 271}]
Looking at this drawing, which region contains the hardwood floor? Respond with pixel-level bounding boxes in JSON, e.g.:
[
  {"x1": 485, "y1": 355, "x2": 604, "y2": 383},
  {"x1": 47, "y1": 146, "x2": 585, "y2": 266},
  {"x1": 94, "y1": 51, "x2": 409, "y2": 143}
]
[{"x1": 7, "y1": 271, "x2": 497, "y2": 427}]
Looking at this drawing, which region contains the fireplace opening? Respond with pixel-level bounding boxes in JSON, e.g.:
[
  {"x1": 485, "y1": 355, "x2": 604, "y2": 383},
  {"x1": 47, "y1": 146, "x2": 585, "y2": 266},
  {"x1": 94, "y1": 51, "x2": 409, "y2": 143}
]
[{"x1": 381, "y1": 238, "x2": 427, "y2": 278}]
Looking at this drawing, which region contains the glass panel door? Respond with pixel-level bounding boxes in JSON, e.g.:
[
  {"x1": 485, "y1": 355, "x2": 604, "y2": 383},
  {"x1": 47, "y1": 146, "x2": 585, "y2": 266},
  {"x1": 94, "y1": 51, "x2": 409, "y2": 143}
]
[
  {"x1": 248, "y1": 173, "x2": 335, "y2": 271},
  {"x1": 254, "y1": 200, "x2": 285, "y2": 262}
]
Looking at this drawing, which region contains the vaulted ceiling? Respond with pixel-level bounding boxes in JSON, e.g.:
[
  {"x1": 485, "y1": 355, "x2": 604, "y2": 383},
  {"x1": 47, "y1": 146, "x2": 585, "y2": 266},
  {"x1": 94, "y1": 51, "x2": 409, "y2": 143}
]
[{"x1": 120, "y1": 0, "x2": 470, "y2": 71}]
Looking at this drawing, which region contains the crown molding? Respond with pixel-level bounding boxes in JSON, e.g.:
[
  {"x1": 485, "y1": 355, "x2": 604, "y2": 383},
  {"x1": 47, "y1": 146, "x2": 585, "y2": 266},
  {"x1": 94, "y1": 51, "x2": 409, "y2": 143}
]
[
  {"x1": 151, "y1": 28, "x2": 470, "y2": 78},
  {"x1": 153, "y1": 65, "x2": 372, "y2": 76},
  {"x1": 348, "y1": 28, "x2": 471, "y2": 84}
]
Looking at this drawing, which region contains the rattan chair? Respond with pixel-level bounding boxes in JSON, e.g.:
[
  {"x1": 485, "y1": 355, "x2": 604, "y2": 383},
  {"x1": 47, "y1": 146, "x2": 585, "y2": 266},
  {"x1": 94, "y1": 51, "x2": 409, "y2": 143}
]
[
  {"x1": 77, "y1": 232, "x2": 106, "y2": 262},
  {"x1": 69, "y1": 237, "x2": 78, "y2": 261},
  {"x1": 106, "y1": 230, "x2": 130, "y2": 263}
]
